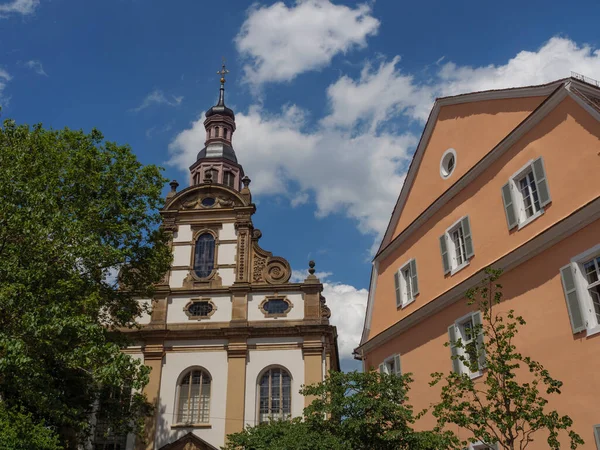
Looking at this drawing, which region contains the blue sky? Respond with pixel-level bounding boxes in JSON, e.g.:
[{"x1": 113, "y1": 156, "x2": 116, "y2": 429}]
[{"x1": 2, "y1": 0, "x2": 600, "y2": 368}]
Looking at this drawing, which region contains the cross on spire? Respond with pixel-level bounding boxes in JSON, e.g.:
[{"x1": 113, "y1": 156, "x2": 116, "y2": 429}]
[{"x1": 217, "y1": 58, "x2": 229, "y2": 84}]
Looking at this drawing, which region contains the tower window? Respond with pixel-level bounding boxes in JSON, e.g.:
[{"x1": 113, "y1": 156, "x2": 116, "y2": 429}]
[
  {"x1": 258, "y1": 367, "x2": 291, "y2": 423},
  {"x1": 215, "y1": 127, "x2": 220, "y2": 138},
  {"x1": 223, "y1": 171, "x2": 235, "y2": 188},
  {"x1": 193, "y1": 233, "x2": 215, "y2": 278},
  {"x1": 223, "y1": 128, "x2": 228, "y2": 139}
]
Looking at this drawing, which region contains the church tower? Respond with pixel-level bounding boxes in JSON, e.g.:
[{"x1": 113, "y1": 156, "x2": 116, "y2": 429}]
[{"x1": 125, "y1": 65, "x2": 339, "y2": 450}]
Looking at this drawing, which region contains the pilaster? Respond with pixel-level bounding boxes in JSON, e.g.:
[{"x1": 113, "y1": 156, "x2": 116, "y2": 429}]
[
  {"x1": 302, "y1": 335, "x2": 324, "y2": 408},
  {"x1": 137, "y1": 343, "x2": 164, "y2": 450},
  {"x1": 224, "y1": 338, "x2": 248, "y2": 439}
]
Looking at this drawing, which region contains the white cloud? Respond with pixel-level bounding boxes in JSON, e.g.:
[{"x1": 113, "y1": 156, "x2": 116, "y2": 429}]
[
  {"x1": 23, "y1": 59, "x2": 47, "y2": 76},
  {"x1": 169, "y1": 105, "x2": 416, "y2": 237},
  {"x1": 0, "y1": 0, "x2": 39, "y2": 17},
  {"x1": 0, "y1": 68, "x2": 12, "y2": 105},
  {"x1": 132, "y1": 89, "x2": 183, "y2": 113},
  {"x1": 290, "y1": 269, "x2": 333, "y2": 283},
  {"x1": 322, "y1": 281, "x2": 368, "y2": 361},
  {"x1": 235, "y1": 0, "x2": 379, "y2": 86},
  {"x1": 170, "y1": 37, "x2": 600, "y2": 244}
]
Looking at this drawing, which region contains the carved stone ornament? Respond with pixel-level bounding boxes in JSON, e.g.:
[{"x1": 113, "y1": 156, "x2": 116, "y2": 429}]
[
  {"x1": 165, "y1": 185, "x2": 245, "y2": 212},
  {"x1": 182, "y1": 272, "x2": 222, "y2": 289},
  {"x1": 183, "y1": 298, "x2": 217, "y2": 320},
  {"x1": 259, "y1": 296, "x2": 293, "y2": 318},
  {"x1": 320, "y1": 294, "x2": 331, "y2": 319},
  {"x1": 263, "y1": 257, "x2": 291, "y2": 284}
]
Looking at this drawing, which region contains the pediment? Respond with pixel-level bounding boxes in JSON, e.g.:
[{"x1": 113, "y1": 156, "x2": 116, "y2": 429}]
[
  {"x1": 159, "y1": 432, "x2": 219, "y2": 450},
  {"x1": 164, "y1": 184, "x2": 247, "y2": 212}
]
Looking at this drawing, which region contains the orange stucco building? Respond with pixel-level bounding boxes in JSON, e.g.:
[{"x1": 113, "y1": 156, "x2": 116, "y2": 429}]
[{"x1": 355, "y1": 76, "x2": 600, "y2": 449}]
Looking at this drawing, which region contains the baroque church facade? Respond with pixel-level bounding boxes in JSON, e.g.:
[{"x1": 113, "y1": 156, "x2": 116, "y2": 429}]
[{"x1": 113, "y1": 71, "x2": 339, "y2": 450}]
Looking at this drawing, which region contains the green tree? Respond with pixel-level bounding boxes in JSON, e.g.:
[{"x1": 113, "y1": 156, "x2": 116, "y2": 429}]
[
  {"x1": 0, "y1": 119, "x2": 171, "y2": 448},
  {"x1": 430, "y1": 268, "x2": 584, "y2": 450},
  {"x1": 224, "y1": 370, "x2": 458, "y2": 450}
]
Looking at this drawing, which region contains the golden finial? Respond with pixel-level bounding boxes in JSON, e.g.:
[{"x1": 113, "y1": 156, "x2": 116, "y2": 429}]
[{"x1": 217, "y1": 57, "x2": 229, "y2": 84}]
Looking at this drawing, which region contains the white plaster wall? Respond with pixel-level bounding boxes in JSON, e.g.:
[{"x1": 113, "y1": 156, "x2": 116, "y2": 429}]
[
  {"x1": 219, "y1": 223, "x2": 237, "y2": 241},
  {"x1": 173, "y1": 224, "x2": 193, "y2": 243},
  {"x1": 219, "y1": 268, "x2": 235, "y2": 287},
  {"x1": 217, "y1": 243, "x2": 236, "y2": 265},
  {"x1": 173, "y1": 245, "x2": 191, "y2": 267},
  {"x1": 244, "y1": 348, "x2": 305, "y2": 427},
  {"x1": 167, "y1": 294, "x2": 232, "y2": 323},
  {"x1": 169, "y1": 270, "x2": 188, "y2": 288},
  {"x1": 247, "y1": 292, "x2": 304, "y2": 321},
  {"x1": 136, "y1": 299, "x2": 152, "y2": 325},
  {"x1": 155, "y1": 349, "x2": 228, "y2": 450}
]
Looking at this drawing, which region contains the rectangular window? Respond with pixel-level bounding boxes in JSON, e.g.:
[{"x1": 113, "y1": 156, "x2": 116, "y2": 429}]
[
  {"x1": 379, "y1": 354, "x2": 401, "y2": 376},
  {"x1": 501, "y1": 157, "x2": 551, "y2": 230},
  {"x1": 395, "y1": 259, "x2": 418, "y2": 308},
  {"x1": 562, "y1": 245, "x2": 600, "y2": 336},
  {"x1": 441, "y1": 216, "x2": 473, "y2": 275},
  {"x1": 448, "y1": 311, "x2": 485, "y2": 378},
  {"x1": 451, "y1": 226, "x2": 467, "y2": 267},
  {"x1": 517, "y1": 170, "x2": 541, "y2": 219}
]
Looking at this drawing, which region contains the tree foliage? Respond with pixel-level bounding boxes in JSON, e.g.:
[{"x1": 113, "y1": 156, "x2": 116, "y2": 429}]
[
  {"x1": 430, "y1": 268, "x2": 584, "y2": 450},
  {"x1": 0, "y1": 119, "x2": 171, "y2": 448},
  {"x1": 224, "y1": 370, "x2": 458, "y2": 450}
]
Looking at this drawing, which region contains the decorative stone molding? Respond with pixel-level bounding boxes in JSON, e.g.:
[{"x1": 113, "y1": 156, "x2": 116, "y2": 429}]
[
  {"x1": 259, "y1": 296, "x2": 293, "y2": 318},
  {"x1": 182, "y1": 272, "x2": 222, "y2": 289},
  {"x1": 183, "y1": 298, "x2": 217, "y2": 320},
  {"x1": 250, "y1": 234, "x2": 292, "y2": 285}
]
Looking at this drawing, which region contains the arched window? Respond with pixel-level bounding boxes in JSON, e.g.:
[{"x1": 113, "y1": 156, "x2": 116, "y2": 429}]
[
  {"x1": 193, "y1": 233, "x2": 215, "y2": 278},
  {"x1": 223, "y1": 128, "x2": 228, "y2": 139},
  {"x1": 176, "y1": 369, "x2": 211, "y2": 424},
  {"x1": 215, "y1": 127, "x2": 220, "y2": 138},
  {"x1": 223, "y1": 171, "x2": 235, "y2": 188},
  {"x1": 258, "y1": 367, "x2": 291, "y2": 423}
]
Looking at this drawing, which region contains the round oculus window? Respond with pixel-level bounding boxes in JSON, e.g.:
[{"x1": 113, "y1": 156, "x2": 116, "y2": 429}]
[
  {"x1": 440, "y1": 149, "x2": 457, "y2": 179},
  {"x1": 201, "y1": 197, "x2": 215, "y2": 207}
]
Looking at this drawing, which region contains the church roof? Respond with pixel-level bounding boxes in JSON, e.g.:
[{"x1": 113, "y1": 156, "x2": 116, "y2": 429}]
[{"x1": 196, "y1": 143, "x2": 238, "y2": 163}]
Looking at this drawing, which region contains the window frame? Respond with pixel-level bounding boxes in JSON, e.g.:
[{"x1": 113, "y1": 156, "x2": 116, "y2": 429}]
[
  {"x1": 175, "y1": 367, "x2": 212, "y2": 426},
  {"x1": 445, "y1": 217, "x2": 470, "y2": 275},
  {"x1": 223, "y1": 170, "x2": 235, "y2": 188},
  {"x1": 380, "y1": 354, "x2": 402, "y2": 376},
  {"x1": 183, "y1": 298, "x2": 217, "y2": 320},
  {"x1": 507, "y1": 160, "x2": 546, "y2": 230},
  {"x1": 190, "y1": 230, "x2": 218, "y2": 281},
  {"x1": 259, "y1": 296, "x2": 293, "y2": 318},
  {"x1": 257, "y1": 366, "x2": 292, "y2": 424},
  {"x1": 570, "y1": 243, "x2": 600, "y2": 337},
  {"x1": 452, "y1": 311, "x2": 483, "y2": 379},
  {"x1": 397, "y1": 260, "x2": 416, "y2": 308}
]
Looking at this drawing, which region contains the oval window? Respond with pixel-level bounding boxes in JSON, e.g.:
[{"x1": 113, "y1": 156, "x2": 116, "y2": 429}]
[
  {"x1": 188, "y1": 301, "x2": 214, "y2": 317},
  {"x1": 193, "y1": 233, "x2": 215, "y2": 278},
  {"x1": 440, "y1": 149, "x2": 457, "y2": 179},
  {"x1": 263, "y1": 298, "x2": 290, "y2": 315},
  {"x1": 202, "y1": 197, "x2": 216, "y2": 207}
]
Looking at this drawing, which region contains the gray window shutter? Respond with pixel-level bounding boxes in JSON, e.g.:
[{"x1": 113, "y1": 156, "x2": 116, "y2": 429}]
[
  {"x1": 394, "y1": 270, "x2": 402, "y2": 308},
  {"x1": 560, "y1": 264, "x2": 585, "y2": 334},
  {"x1": 472, "y1": 311, "x2": 486, "y2": 369},
  {"x1": 378, "y1": 363, "x2": 384, "y2": 374},
  {"x1": 594, "y1": 424, "x2": 600, "y2": 449},
  {"x1": 461, "y1": 216, "x2": 474, "y2": 259},
  {"x1": 448, "y1": 324, "x2": 461, "y2": 374},
  {"x1": 501, "y1": 182, "x2": 518, "y2": 230},
  {"x1": 409, "y1": 259, "x2": 419, "y2": 298},
  {"x1": 440, "y1": 235, "x2": 450, "y2": 275},
  {"x1": 393, "y1": 354, "x2": 401, "y2": 376},
  {"x1": 532, "y1": 157, "x2": 551, "y2": 207}
]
